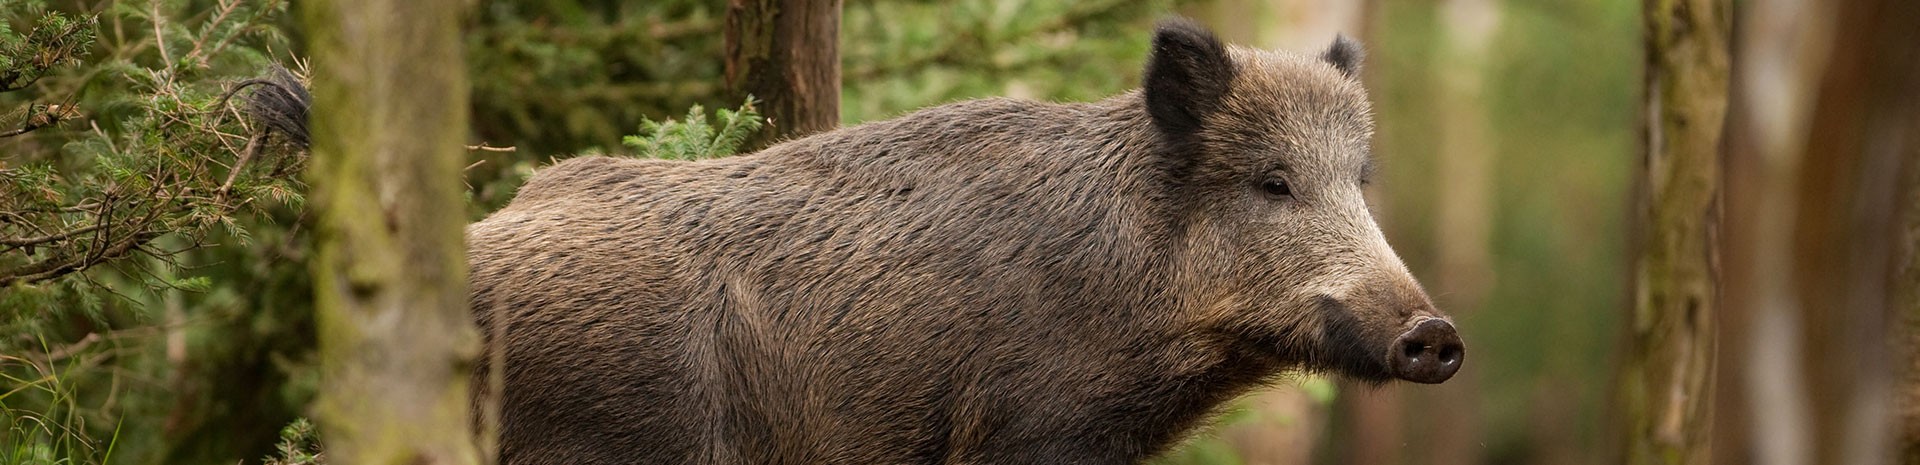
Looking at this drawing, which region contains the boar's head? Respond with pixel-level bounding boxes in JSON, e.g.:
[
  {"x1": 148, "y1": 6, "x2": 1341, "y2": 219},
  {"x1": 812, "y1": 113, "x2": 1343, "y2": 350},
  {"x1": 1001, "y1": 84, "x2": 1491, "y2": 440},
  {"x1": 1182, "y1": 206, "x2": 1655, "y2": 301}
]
[{"x1": 1144, "y1": 19, "x2": 1463, "y2": 384}]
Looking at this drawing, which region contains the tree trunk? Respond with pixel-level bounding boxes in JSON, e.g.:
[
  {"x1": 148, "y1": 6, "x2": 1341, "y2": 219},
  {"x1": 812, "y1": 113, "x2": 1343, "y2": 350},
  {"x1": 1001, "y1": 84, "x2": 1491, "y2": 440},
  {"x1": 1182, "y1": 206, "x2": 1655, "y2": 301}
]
[
  {"x1": 1715, "y1": 0, "x2": 1833, "y2": 463},
  {"x1": 1901, "y1": 132, "x2": 1920, "y2": 465},
  {"x1": 1618, "y1": 0, "x2": 1728, "y2": 464},
  {"x1": 724, "y1": 0, "x2": 842, "y2": 150},
  {"x1": 1405, "y1": 1, "x2": 1498, "y2": 464},
  {"x1": 1904, "y1": 148, "x2": 1920, "y2": 465},
  {"x1": 303, "y1": 0, "x2": 481, "y2": 462},
  {"x1": 1714, "y1": 0, "x2": 1920, "y2": 463},
  {"x1": 1789, "y1": 0, "x2": 1920, "y2": 463}
]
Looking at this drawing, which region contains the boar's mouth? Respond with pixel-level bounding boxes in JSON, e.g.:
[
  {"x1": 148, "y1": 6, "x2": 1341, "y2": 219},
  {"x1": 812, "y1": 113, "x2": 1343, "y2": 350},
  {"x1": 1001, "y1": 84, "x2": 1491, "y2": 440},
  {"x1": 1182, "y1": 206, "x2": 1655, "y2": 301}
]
[
  {"x1": 1310, "y1": 308, "x2": 1401, "y2": 384},
  {"x1": 1226, "y1": 306, "x2": 1397, "y2": 384},
  {"x1": 1227, "y1": 299, "x2": 1464, "y2": 385},
  {"x1": 1272, "y1": 299, "x2": 1464, "y2": 385}
]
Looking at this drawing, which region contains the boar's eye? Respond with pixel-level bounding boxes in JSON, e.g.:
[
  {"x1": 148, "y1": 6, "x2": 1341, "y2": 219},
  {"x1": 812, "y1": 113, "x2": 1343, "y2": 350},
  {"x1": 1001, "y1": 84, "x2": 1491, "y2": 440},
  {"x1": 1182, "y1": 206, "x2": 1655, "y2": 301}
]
[{"x1": 1260, "y1": 178, "x2": 1292, "y2": 199}]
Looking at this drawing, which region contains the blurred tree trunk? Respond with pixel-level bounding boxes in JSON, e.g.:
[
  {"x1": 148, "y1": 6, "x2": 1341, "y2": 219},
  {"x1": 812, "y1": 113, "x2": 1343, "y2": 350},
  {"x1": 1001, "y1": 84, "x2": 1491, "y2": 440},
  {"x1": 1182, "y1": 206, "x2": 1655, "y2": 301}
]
[
  {"x1": 1901, "y1": 133, "x2": 1920, "y2": 465},
  {"x1": 1406, "y1": 1, "x2": 1497, "y2": 464},
  {"x1": 1716, "y1": 0, "x2": 1919, "y2": 463},
  {"x1": 304, "y1": 0, "x2": 482, "y2": 463},
  {"x1": 1905, "y1": 152, "x2": 1920, "y2": 464},
  {"x1": 1715, "y1": 0, "x2": 1832, "y2": 463},
  {"x1": 1789, "y1": 0, "x2": 1919, "y2": 463},
  {"x1": 1618, "y1": 0, "x2": 1728, "y2": 464},
  {"x1": 1330, "y1": 0, "x2": 1495, "y2": 463},
  {"x1": 724, "y1": 0, "x2": 842, "y2": 150},
  {"x1": 1329, "y1": 0, "x2": 1499, "y2": 464}
]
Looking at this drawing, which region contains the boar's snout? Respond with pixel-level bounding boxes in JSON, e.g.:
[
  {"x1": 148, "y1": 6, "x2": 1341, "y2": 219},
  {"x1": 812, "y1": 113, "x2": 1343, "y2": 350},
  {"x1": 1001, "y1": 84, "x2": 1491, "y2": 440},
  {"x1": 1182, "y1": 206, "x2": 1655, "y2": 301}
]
[{"x1": 1387, "y1": 317, "x2": 1464, "y2": 384}]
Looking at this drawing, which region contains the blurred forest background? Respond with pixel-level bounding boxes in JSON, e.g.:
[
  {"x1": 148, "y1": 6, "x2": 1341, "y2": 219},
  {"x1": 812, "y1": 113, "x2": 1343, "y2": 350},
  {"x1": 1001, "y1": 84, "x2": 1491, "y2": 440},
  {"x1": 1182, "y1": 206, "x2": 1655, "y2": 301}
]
[{"x1": 0, "y1": 0, "x2": 1914, "y2": 464}]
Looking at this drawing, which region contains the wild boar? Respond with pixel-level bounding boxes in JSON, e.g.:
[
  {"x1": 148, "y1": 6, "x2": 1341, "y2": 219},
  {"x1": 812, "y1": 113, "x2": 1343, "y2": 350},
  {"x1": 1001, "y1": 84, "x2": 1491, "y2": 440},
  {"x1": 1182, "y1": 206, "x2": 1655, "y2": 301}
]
[{"x1": 466, "y1": 18, "x2": 1463, "y2": 465}]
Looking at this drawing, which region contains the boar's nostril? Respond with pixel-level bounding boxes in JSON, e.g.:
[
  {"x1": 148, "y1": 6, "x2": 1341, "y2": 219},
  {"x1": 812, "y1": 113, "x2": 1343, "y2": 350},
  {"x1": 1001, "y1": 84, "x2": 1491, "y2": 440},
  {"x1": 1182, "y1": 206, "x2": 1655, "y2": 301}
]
[
  {"x1": 1436, "y1": 343, "x2": 1462, "y2": 366},
  {"x1": 1387, "y1": 318, "x2": 1464, "y2": 384},
  {"x1": 1402, "y1": 342, "x2": 1426, "y2": 360}
]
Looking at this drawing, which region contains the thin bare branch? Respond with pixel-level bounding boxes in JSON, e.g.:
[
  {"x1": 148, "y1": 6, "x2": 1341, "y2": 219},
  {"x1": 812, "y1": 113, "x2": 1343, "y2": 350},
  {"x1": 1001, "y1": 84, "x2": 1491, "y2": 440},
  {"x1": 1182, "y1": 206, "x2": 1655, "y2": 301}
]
[
  {"x1": 180, "y1": 0, "x2": 239, "y2": 67},
  {"x1": 466, "y1": 143, "x2": 517, "y2": 152},
  {"x1": 218, "y1": 131, "x2": 268, "y2": 196},
  {"x1": 150, "y1": 0, "x2": 172, "y2": 69},
  {"x1": 0, "y1": 222, "x2": 110, "y2": 247},
  {"x1": 0, "y1": 102, "x2": 79, "y2": 138}
]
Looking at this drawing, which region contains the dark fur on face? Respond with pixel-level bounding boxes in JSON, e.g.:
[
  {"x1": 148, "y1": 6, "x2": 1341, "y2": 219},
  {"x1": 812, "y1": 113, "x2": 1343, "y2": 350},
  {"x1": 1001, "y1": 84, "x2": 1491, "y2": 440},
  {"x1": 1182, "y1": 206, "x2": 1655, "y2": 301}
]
[
  {"x1": 1144, "y1": 17, "x2": 1235, "y2": 138},
  {"x1": 467, "y1": 17, "x2": 1453, "y2": 465}
]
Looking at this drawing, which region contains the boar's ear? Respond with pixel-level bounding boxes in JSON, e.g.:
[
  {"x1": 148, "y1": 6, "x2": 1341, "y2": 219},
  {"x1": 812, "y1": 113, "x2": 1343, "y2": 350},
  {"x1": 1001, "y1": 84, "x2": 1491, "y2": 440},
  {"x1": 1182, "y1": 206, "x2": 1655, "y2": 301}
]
[
  {"x1": 1144, "y1": 18, "x2": 1234, "y2": 136},
  {"x1": 1321, "y1": 34, "x2": 1364, "y2": 78}
]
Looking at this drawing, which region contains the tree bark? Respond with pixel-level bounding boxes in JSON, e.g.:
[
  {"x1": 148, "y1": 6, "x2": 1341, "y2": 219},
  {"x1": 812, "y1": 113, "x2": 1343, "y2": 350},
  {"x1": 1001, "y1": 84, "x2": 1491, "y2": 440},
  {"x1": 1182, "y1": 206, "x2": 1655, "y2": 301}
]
[
  {"x1": 724, "y1": 0, "x2": 842, "y2": 150},
  {"x1": 303, "y1": 0, "x2": 481, "y2": 463},
  {"x1": 1618, "y1": 0, "x2": 1728, "y2": 464}
]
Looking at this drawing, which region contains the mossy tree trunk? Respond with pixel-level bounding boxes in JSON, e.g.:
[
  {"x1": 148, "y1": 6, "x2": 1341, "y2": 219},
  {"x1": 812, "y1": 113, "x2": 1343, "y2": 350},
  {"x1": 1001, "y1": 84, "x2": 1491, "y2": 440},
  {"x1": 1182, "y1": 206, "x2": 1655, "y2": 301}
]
[
  {"x1": 1618, "y1": 0, "x2": 1728, "y2": 464},
  {"x1": 724, "y1": 0, "x2": 843, "y2": 150},
  {"x1": 303, "y1": 0, "x2": 481, "y2": 463}
]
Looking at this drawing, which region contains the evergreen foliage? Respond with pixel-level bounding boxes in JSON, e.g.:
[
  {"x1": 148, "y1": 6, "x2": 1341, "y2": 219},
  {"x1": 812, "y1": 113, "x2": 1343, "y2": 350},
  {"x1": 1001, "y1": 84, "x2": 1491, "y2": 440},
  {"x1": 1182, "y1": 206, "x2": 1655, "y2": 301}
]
[
  {"x1": 0, "y1": 7, "x2": 95, "y2": 94},
  {"x1": 1, "y1": 1, "x2": 310, "y2": 463},
  {"x1": 261, "y1": 418, "x2": 322, "y2": 465},
  {"x1": 465, "y1": 1, "x2": 727, "y2": 156},
  {"x1": 621, "y1": 98, "x2": 764, "y2": 161}
]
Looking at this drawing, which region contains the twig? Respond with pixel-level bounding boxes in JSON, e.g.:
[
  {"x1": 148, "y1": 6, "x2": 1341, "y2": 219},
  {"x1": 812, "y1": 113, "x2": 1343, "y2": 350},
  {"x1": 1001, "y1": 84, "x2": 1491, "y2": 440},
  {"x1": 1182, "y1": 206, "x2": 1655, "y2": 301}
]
[
  {"x1": 150, "y1": 0, "x2": 172, "y2": 68},
  {"x1": 180, "y1": 0, "x2": 239, "y2": 67},
  {"x1": 0, "y1": 222, "x2": 110, "y2": 247},
  {"x1": 0, "y1": 103, "x2": 79, "y2": 139},
  {"x1": 196, "y1": 0, "x2": 281, "y2": 67},
  {"x1": 466, "y1": 143, "x2": 517, "y2": 152},
  {"x1": 217, "y1": 131, "x2": 268, "y2": 197},
  {"x1": 42, "y1": 333, "x2": 102, "y2": 362}
]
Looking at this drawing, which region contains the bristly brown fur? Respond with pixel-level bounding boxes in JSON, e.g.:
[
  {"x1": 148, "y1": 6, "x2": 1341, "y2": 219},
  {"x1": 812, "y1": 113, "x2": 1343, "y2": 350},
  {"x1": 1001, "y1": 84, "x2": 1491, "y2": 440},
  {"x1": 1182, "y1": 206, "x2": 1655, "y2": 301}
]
[{"x1": 467, "y1": 17, "x2": 1449, "y2": 465}]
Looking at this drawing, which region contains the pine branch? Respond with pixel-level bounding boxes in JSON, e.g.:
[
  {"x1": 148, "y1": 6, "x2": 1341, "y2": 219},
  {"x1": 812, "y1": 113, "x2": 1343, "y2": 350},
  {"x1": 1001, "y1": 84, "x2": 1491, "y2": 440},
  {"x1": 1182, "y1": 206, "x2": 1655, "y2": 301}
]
[
  {"x1": 0, "y1": 102, "x2": 81, "y2": 138},
  {"x1": 1, "y1": 66, "x2": 309, "y2": 287}
]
